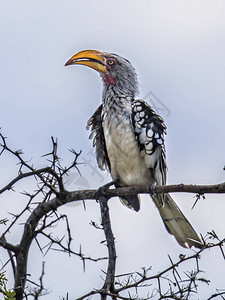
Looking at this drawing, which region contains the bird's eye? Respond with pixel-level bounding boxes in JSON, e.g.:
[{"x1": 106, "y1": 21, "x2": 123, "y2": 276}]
[
  {"x1": 106, "y1": 58, "x2": 118, "y2": 68},
  {"x1": 107, "y1": 59, "x2": 115, "y2": 65}
]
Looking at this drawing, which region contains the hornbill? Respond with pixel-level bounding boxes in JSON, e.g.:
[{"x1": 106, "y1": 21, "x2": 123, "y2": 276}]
[{"x1": 65, "y1": 50, "x2": 203, "y2": 249}]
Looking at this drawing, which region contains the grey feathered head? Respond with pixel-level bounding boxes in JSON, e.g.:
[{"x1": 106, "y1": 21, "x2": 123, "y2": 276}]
[{"x1": 65, "y1": 50, "x2": 139, "y2": 96}]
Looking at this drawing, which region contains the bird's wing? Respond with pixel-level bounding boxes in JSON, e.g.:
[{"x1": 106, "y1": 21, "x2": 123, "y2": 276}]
[
  {"x1": 132, "y1": 100, "x2": 203, "y2": 248},
  {"x1": 86, "y1": 104, "x2": 111, "y2": 172},
  {"x1": 131, "y1": 99, "x2": 167, "y2": 186}
]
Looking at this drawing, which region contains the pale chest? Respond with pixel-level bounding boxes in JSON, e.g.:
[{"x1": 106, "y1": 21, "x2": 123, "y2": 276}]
[{"x1": 102, "y1": 108, "x2": 152, "y2": 186}]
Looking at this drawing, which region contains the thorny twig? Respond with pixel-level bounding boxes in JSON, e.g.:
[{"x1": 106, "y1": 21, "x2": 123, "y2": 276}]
[
  {"x1": 0, "y1": 134, "x2": 96, "y2": 299},
  {"x1": 74, "y1": 237, "x2": 224, "y2": 299},
  {"x1": 0, "y1": 133, "x2": 225, "y2": 299},
  {"x1": 26, "y1": 262, "x2": 49, "y2": 299},
  {"x1": 99, "y1": 195, "x2": 117, "y2": 299}
]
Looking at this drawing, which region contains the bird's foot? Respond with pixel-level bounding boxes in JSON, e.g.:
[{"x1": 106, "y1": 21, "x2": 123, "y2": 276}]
[
  {"x1": 95, "y1": 179, "x2": 119, "y2": 200},
  {"x1": 148, "y1": 182, "x2": 156, "y2": 195}
]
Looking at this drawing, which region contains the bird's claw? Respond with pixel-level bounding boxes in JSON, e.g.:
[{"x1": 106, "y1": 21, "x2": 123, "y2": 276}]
[
  {"x1": 148, "y1": 182, "x2": 156, "y2": 195},
  {"x1": 95, "y1": 179, "x2": 119, "y2": 200}
]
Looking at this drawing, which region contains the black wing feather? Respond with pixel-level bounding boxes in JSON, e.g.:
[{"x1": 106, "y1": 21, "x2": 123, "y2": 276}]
[
  {"x1": 131, "y1": 99, "x2": 167, "y2": 185},
  {"x1": 86, "y1": 104, "x2": 111, "y2": 172}
]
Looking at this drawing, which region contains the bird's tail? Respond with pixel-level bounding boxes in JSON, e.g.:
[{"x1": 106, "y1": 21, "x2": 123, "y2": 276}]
[
  {"x1": 120, "y1": 195, "x2": 140, "y2": 212},
  {"x1": 151, "y1": 193, "x2": 203, "y2": 248}
]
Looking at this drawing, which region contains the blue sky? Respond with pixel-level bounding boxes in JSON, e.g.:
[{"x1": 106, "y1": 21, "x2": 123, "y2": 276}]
[{"x1": 0, "y1": 0, "x2": 225, "y2": 299}]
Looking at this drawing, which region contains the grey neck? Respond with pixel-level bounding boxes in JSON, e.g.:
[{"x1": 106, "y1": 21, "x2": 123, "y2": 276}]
[{"x1": 102, "y1": 85, "x2": 135, "y2": 104}]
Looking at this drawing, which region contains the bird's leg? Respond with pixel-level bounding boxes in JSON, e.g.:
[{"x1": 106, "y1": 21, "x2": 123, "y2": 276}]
[
  {"x1": 148, "y1": 182, "x2": 156, "y2": 195},
  {"x1": 148, "y1": 182, "x2": 165, "y2": 206},
  {"x1": 95, "y1": 179, "x2": 120, "y2": 200}
]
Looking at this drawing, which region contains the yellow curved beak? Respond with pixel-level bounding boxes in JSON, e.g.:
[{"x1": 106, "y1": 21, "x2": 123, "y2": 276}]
[{"x1": 65, "y1": 50, "x2": 107, "y2": 73}]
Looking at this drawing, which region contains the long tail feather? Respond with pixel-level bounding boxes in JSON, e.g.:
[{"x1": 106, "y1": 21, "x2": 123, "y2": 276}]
[{"x1": 151, "y1": 193, "x2": 203, "y2": 248}]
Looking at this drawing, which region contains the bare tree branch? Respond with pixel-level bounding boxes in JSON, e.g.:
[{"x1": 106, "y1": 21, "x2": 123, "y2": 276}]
[
  {"x1": 49, "y1": 181, "x2": 225, "y2": 206},
  {"x1": 1, "y1": 133, "x2": 225, "y2": 300},
  {"x1": 2, "y1": 177, "x2": 225, "y2": 299},
  {"x1": 99, "y1": 195, "x2": 117, "y2": 299}
]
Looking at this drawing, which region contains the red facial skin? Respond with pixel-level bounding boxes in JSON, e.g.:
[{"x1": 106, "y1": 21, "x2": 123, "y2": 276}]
[
  {"x1": 102, "y1": 58, "x2": 118, "y2": 85},
  {"x1": 103, "y1": 73, "x2": 116, "y2": 85}
]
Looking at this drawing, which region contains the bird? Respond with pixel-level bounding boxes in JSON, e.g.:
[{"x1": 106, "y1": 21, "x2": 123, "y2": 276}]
[{"x1": 65, "y1": 49, "x2": 203, "y2": 249}]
